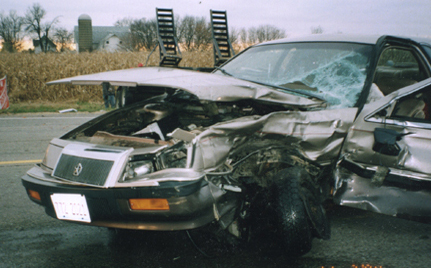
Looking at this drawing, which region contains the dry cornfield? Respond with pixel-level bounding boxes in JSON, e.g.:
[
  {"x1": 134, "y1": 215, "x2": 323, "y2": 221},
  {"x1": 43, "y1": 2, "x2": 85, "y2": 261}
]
[{"x1": 0, "y1": 50, "x2": 214, "y2": 103}]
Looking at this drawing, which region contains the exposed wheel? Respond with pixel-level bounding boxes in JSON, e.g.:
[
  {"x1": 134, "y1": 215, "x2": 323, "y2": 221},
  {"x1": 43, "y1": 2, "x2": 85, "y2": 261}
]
[{"x1": 270, "y1": 167, "x2": 316, "y2": 256}]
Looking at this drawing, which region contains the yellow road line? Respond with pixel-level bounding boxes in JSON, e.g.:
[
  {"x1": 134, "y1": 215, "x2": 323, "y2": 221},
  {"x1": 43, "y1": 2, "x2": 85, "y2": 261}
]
[{"x1": 0, "y1": 159, "x2": 42, "y2": 165}]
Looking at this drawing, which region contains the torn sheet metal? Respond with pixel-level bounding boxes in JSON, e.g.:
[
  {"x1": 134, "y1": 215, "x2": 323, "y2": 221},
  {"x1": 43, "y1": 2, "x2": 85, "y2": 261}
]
[
  {"x1": 334, "y1": 79, "x2": 431, "y2": 220},
  {"x1": 192, "y1": 108, "x2": 358, "y2": 171},
  {"x1": 334, "y1": 166, "x2": 431, "y2": 221},
  {"x1": 341, "y1": 79, "x2": 431, "y2": 175}
]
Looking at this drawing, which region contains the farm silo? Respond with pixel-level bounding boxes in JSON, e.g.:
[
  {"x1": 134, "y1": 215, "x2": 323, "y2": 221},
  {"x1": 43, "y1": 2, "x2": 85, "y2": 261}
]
[{"x1": 78, "y1": 14, "x2": 92, "y2": 52}]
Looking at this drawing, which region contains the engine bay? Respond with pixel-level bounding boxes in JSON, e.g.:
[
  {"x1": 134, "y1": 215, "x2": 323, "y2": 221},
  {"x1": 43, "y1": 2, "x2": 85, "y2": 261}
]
[{"x1": 62, "y1": 89, "x2": 290, "y2": 148}]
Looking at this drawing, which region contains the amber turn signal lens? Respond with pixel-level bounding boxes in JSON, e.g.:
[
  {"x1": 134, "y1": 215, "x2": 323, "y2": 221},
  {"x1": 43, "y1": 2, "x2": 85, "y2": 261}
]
[
  {"x1": 129, "y1": 198, "x2": 169, "y2": 211},
  {"x1": 28, "y1": 189, "x2": 41, "y2": 201}
]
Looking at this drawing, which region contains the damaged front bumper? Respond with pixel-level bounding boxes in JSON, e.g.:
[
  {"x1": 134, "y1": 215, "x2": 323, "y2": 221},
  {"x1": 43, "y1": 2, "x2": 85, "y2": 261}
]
[{"x1": 22, "y1": 165, "x2": 220, "y2": 230}]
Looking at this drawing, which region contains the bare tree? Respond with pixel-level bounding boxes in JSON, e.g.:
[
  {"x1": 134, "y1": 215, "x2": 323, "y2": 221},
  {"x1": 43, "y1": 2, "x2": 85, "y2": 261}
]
[
  {"x1": 193, "y1": 17, "x2": 211, "y2": 51},
  {"x1": 117, "y1": 15, "x2": 185, "y2": 52},
  {"x1": 247, "y1": 25, "x2": 286, "y2": 44},
  {"x1": 23, "y1": 3, "x2": 60, "y2": 53},
  {"x1": 311, "y1": 26, "x2": 324, "y2": 34},
  {"x1": 177, "y1": 16, "x2": 213, "y2": 51},
  {"x1": 0, "y1": 10, "x2": 24, "y2": 52},
  {"x1": 174, "y1": 15, "x2": 183, "y2": 44},
  {"x1": 23, "y1": 3, "x2": 44, "y2": 43},
  {"x1": 53, "y1": 27, "x2": 73, "y2": 52},
  {"x1": 239, "y1": 27, "x2": 247, "y2": 48},
  {"x1": 229, "y1": 27, "x2": 239, "y2": 45},
  {"x1": 256, "y1": 25, "x2": 286, "y2": 43},
  {"x1": 256, "y1": 26, "x2": 266, "y2": 43},
  {"x1": 114, "y1": 17, "x2": 134, "y2": 27},
  {"x1": 247, "y1": 27, "x2": 258, "y2": 44},
  {"x1": 129, "y1": 18, "x2": 157, "y2": 51},
  {"x1": 178, "y1": 15, "x2": 196, "y2": 51},
  {"x1": 266, "y1": 25, "x2": 286, "y2": 40}
]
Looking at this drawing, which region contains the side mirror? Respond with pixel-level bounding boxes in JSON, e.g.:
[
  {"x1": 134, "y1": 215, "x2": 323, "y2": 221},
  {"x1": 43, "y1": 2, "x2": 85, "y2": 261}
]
[
  {"x1": 376, "y1": 109, "x2": 387, "y2": 117},
  {"x1": 372, "y1": 128, "x2": 403, "y2": 156}
]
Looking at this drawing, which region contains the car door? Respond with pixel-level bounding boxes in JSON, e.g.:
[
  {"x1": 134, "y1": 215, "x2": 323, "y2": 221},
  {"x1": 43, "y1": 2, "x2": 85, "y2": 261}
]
[{"x1": 334, "y1": 75, "x2": 431, "y2": 222}]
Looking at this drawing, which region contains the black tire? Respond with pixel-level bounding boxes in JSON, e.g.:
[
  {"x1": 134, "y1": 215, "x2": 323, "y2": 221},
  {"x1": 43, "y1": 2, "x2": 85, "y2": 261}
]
[{"x1": 271, "y1": 167, "x2": 314, "y2": 256}]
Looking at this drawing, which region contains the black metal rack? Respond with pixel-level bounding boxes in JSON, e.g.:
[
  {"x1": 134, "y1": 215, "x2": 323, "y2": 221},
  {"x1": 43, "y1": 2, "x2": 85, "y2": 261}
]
[
  {"x1": 210, "y1": 10, "x2": 235, "y2": 67},
  {"x1": 155, "y1": 8, "x2": 182, "y2": 67}
]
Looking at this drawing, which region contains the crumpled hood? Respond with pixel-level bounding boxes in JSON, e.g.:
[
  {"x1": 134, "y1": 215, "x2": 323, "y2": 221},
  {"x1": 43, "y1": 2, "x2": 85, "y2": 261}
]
[{"x1": 47, "y1": 67, "x2": 325, "y2": 108}]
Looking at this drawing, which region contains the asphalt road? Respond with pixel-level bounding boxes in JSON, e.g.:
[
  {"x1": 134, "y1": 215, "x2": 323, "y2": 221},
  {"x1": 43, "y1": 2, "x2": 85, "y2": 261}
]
[{"x1": 1, "y1": 113, "x2": 431, "y2": 268}]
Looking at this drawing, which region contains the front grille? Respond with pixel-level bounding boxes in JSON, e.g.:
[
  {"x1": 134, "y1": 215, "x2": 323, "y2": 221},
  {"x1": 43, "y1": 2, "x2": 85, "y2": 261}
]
[{"x1": 53, "y1": 154, "x2": 114, "y2": 186}]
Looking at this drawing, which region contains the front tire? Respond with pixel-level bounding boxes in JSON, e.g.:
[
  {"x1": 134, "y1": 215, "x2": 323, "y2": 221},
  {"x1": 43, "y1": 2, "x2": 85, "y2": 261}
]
[{"x1": 270, "y1": 167, "x2": 315, "y2": 256}]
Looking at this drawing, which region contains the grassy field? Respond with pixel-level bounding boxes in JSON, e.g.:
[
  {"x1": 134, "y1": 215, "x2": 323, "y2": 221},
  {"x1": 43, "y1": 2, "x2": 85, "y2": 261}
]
[{"x1": 0, "y1": 50, "x2": 214, "y2": 112}]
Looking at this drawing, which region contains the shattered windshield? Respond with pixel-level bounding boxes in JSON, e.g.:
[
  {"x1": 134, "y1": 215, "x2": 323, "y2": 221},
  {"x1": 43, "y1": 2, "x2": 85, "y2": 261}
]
[{"x1": 219, "y1": 42, "x2": 373, "y2": 108}]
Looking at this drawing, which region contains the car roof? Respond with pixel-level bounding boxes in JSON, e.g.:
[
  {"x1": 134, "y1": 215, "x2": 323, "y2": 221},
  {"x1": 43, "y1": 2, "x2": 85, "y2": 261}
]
[{"x1": 255, "y1": 34, "x2": 431, "y2": 47}]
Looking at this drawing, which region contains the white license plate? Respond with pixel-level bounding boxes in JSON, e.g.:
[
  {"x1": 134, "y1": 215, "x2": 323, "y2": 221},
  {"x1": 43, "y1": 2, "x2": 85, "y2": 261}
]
[{"x1": 50, "y1": 193, "x2": 91, "y2": 223}]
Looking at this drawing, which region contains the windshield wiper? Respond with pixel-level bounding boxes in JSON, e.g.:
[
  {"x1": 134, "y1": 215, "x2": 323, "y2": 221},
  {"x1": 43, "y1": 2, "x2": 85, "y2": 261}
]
[{"x1": 214, "y1": 66, "x2": 233, "y2": 77}]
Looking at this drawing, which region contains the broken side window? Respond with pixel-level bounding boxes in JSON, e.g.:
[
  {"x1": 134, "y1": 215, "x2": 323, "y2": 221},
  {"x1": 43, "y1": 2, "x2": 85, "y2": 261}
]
[{"x1": 373, "y1": 47, "x2": 428, "y2": 96}]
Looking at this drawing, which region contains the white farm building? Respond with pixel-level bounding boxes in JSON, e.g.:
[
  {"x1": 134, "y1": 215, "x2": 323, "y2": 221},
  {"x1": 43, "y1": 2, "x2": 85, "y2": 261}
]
[{"x1": 74, "y1": 14, "x2": 130, "y2": 52}]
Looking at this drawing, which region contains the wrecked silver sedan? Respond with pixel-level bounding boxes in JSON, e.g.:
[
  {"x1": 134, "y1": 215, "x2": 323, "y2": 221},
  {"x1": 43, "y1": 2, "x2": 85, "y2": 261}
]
[{"x1": 22, "y1": 34, "x2": 431, "y2": 256}]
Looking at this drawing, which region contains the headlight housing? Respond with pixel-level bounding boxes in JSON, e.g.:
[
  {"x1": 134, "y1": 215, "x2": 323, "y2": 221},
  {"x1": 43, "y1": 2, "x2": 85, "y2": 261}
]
[
  {"x1": 121, "y1": 142, "x2": 188, "y2": 182},
  {"x1": 123, "y1": 159, "x2": 155, "y2": 181},
  {"x1": 158, "y1": 142, "x2": 188, "y2": 169}
]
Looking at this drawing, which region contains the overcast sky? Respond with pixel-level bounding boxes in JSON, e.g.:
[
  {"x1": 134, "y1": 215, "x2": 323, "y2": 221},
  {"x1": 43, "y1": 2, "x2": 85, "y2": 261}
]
[{"x1": 3, "y1": 0, "x2": 431, "y2": 38}]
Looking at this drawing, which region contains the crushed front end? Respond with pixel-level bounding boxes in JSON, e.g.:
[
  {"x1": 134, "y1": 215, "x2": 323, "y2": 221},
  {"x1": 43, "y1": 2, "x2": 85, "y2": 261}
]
[
  {"x1": 22, "y1": 138, "x2": 226, "y2": 230},
  {"x1": 21, "y1": 90, "x2": 248, "y2": 231}
]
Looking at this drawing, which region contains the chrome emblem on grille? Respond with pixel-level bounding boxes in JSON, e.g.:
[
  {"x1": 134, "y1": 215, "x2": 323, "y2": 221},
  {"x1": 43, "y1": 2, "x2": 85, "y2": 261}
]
[{"x1": 73, "y1": 163, "x2": 83, "y2": 176}]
